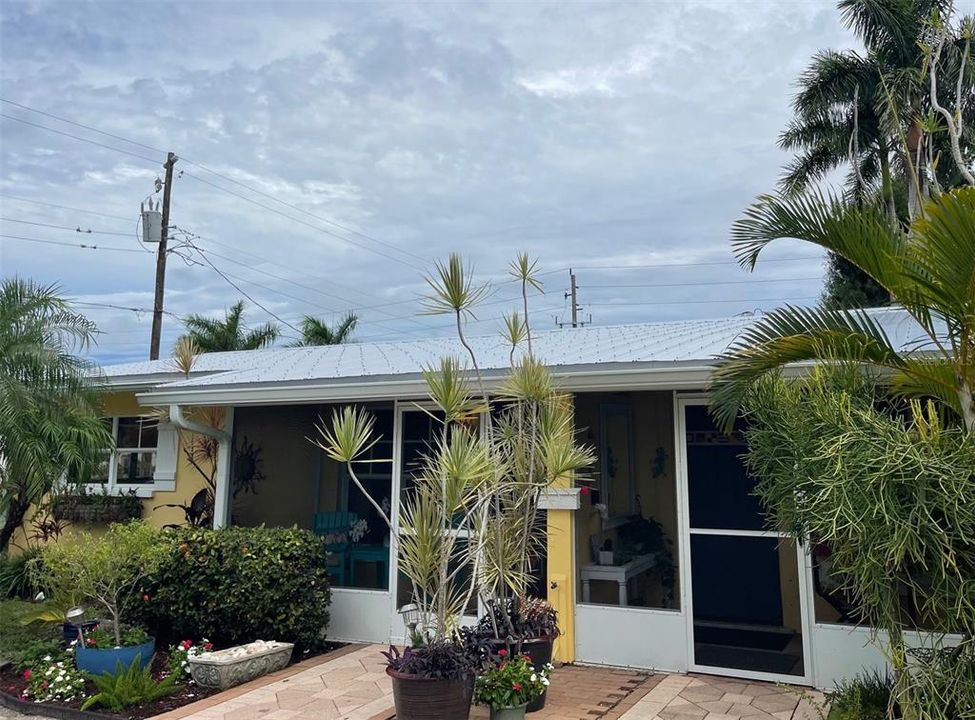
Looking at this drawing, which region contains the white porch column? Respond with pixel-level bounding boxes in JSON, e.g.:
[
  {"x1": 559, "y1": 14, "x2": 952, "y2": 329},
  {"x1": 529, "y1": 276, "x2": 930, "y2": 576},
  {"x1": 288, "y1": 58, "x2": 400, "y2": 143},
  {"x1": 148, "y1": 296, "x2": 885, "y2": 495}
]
[{"x1": 212, "y1": 407, "x2": 235, "y2": 529}]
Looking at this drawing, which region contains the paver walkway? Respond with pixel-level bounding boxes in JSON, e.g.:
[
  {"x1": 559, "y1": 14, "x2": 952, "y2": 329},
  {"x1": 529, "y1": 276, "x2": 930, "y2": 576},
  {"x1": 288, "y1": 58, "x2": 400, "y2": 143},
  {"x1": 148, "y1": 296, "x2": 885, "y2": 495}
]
[
  {"x1": 156, "y1": 645, "x2": 392, "y2": 720},
  {"x1": 147, "y1": 644, "x2": 825, "y2": 720},
  {"x1": 618, "y1": 672, "x2": 826, "y2": 720},
  {"x1": 468, "y1": 663, "x2": 658, "y2": 720}
]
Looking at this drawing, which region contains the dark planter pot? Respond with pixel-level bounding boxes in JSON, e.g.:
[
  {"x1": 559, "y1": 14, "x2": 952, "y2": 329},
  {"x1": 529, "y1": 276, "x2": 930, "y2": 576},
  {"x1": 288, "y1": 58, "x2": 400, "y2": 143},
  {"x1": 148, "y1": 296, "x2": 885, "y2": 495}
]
[
  {"x1": 62, "y1": 621, "x2": 100, "y2": 647},
  {"x1": 75, "y1": 638, "x2": 155, "y2": 676},
  {"x1": 520, "y1": 636, "x2": 555, "y2": 713},
  {"x1": 386, "y1": 667, "x2": 473, "y2": 720}
]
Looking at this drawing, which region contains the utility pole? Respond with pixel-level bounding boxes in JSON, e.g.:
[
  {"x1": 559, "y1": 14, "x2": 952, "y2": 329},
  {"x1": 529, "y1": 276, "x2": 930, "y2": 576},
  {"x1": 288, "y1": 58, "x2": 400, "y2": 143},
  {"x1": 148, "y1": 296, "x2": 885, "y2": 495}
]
[
  {"x1": 149, "y1": 152, "x2": 177, "y2": 360},
  {"x1": 557, "y1": 269, "x2": 590, "y2": 328},
  {"x1": 568, "y1": 269, "x2": 578, "y2": 328}
]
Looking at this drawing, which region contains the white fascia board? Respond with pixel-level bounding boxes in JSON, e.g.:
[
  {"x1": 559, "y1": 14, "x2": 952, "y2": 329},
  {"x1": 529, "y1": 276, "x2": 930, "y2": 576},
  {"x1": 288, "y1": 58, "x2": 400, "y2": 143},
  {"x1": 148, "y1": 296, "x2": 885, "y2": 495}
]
[{"x1": 135, "y1": 364, "x2": 715, "y2": 408}]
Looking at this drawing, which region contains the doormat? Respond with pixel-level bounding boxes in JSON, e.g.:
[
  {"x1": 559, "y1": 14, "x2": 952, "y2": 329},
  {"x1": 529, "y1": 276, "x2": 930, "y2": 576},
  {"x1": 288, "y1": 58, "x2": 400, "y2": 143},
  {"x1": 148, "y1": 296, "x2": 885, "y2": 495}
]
[{"x1": 694, "y1": 624, "x2": 793, "y2": 651}]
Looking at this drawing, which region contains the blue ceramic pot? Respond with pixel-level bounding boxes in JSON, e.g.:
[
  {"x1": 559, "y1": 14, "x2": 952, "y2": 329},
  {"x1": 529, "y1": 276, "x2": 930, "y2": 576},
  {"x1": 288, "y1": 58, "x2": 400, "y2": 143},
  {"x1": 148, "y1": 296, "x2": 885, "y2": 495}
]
[{"x1": 75, "y1": 638, "x2": 155, "y2": 675}]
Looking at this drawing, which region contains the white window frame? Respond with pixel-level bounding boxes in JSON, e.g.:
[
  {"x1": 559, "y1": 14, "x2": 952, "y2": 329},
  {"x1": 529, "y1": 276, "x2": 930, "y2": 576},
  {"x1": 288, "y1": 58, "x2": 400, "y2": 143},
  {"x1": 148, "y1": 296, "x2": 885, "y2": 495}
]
[{"x1": 85, "y1": 416, "x2": 176, "y2": 498}]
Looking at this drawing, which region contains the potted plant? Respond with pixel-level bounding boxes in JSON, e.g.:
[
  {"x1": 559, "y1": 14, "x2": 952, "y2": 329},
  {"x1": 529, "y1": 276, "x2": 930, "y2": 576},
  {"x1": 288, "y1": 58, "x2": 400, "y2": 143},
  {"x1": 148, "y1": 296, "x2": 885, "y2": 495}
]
[
  {"x1": 468, "y1": 597, "x2": 560, "y2": 711},
  {"x1": 474, "y1": 649, "x2": 552, "y2": 720},
  {"x1": 33, "y1": 521, "x2": 164, "y2": 674},
  {"x1": 383, "y1": 643, "x2": 478, "y2": 720},
  {"x1": 314, "y1": 255, "x2": 592, "y2": 719},
  {"x1": 318, "y1": 391, "x2": 488, "y2": 719}
]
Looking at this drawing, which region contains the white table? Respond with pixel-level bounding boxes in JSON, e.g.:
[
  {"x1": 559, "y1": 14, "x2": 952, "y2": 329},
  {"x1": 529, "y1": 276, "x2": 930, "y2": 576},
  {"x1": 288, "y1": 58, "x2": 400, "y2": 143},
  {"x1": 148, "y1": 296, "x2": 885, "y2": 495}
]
[{"x1": 580, "y1": 553, "x2": 657, "y2": 605}]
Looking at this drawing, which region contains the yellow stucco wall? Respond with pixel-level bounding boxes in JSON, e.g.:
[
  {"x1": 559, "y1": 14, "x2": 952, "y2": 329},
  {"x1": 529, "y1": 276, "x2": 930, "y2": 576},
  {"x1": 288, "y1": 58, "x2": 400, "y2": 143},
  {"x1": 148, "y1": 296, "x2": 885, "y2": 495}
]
[{"x1": 9, "y1": 391, "x2": 210, "y2": 551}]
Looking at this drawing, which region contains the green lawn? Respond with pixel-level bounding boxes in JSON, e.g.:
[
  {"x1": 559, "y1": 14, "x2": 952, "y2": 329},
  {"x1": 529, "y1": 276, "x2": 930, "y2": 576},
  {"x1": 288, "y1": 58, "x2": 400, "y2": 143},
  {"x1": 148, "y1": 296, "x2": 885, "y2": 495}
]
[{"x1": 0, "y1": 598, "x2": 59, "y2": 665}]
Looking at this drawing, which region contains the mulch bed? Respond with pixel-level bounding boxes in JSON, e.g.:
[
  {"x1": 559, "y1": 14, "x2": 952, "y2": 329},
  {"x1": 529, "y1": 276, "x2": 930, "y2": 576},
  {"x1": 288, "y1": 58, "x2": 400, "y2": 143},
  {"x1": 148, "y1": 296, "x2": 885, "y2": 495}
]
[{"x1": 0, "y1": 643, "x2": 345, "y2": 720}]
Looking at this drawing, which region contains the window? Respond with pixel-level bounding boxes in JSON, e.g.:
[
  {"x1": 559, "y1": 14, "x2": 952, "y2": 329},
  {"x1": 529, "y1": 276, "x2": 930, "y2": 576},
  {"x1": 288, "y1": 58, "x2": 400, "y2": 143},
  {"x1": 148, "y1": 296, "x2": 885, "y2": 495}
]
[{"x1": 86, "y1": 416, "x2": 177, "y2": 496}]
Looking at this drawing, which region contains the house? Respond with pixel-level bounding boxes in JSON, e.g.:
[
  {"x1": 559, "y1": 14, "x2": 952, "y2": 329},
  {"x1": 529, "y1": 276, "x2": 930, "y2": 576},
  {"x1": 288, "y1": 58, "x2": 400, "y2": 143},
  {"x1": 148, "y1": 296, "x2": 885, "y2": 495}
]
[{"x1": 78, "y1": 307, "x2": 937, "y2": 689}]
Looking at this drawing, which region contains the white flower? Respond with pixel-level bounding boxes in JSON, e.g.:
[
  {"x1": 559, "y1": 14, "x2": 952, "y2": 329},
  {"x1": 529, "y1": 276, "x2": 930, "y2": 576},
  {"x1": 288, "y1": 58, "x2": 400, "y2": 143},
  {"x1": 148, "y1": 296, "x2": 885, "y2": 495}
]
[
  {"x1": 542, "y1": 678, "x2": 550, "y2": 686},
  {"x1": 530, "y1": 674, "x2": 537, "y2": 682},
  {"x1": 43, "y1": 655, "x2": 52, "y2": 662}
]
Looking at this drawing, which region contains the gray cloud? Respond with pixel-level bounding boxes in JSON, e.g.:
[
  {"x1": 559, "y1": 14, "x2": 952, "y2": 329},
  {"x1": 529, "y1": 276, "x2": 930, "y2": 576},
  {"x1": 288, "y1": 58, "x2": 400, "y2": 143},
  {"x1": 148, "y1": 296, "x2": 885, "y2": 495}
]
[{"x1": 0, "y1": 0, "x2": 851, "y2": 364}]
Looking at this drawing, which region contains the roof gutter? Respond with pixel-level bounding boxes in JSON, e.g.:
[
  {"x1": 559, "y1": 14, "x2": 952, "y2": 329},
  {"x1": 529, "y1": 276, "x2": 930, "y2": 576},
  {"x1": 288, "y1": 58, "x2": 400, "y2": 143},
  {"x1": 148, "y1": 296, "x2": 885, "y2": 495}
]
[
  {"x1": 168, "y1": 404, "x2": 230, "y2": 443},
  {"x1": 139, "y1": 364, "x2": 720, "y2": 407}
]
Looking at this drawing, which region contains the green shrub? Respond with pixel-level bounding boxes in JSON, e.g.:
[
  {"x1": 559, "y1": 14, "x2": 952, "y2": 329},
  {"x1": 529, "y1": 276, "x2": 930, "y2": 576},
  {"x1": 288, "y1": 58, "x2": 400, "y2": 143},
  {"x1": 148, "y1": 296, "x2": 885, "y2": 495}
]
[
  {"x1": 35, "y1": 521, "x2": 164, "y2": 647},
  {"x1": 138, "y1": 526, "x2": 331, "y2": 651},
  {"x1": 81, "y1": 655, "x2": 180, "y2": 711},
  {"x1": 0, "y1": 549, "x2": 41, "y2": 599},
  {"x1": 828, "y1": 670, "x2": 892, "y2": 720}
]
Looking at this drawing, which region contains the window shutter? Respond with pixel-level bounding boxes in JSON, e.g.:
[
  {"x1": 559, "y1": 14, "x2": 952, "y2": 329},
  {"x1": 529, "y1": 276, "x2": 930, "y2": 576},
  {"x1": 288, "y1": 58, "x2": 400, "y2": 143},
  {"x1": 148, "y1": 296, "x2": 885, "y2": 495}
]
[{"x1": 153, "y1": 422, "x2": 178, "y2": 482}]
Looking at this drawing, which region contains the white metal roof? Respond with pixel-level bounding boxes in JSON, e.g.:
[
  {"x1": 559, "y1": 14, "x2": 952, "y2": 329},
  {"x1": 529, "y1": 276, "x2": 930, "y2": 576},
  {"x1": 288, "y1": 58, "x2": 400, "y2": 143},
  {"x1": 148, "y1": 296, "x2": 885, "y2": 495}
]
[{"x1": 102, "y1": 307, "x2": 932, "y2": 406}]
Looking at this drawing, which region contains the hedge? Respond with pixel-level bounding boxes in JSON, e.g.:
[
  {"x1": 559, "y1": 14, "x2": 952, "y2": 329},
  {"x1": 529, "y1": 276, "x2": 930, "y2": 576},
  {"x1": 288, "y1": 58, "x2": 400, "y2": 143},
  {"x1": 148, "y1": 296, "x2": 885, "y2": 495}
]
[{"x1": 135, "y1": 525, "x2": 331, "y2": 651}]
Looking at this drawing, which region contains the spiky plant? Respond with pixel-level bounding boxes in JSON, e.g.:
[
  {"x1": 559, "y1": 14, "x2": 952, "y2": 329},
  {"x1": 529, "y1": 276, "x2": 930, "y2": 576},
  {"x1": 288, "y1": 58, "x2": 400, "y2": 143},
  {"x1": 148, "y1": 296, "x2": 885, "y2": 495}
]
[{"x1": 313, "y1": 254, "x2": 594, "y2": 649}]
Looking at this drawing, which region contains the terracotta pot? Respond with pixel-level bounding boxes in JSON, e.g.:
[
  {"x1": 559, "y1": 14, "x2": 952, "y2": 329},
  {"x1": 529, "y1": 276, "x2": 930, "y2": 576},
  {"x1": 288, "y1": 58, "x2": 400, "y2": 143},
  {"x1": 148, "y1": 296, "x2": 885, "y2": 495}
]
[{"x1": 386, "y1": 667, "x2": 473, "y2": 720}]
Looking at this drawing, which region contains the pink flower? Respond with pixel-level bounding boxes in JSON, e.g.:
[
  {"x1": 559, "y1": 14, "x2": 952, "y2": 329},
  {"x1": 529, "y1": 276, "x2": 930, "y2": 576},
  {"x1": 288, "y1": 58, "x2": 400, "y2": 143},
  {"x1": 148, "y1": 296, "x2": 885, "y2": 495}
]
[
  {"x1": 23, "y1": 669, "x2": 32, "y2": 681},
  {"x1": 512, "y1": 682, "x2": 522, "y2": 691},
  {"x1": 579, "y1": 486, "x2": 591, "y2": 496},
  {"x1": 497, "y1": 648, "x2": 508, "y2": 657}
]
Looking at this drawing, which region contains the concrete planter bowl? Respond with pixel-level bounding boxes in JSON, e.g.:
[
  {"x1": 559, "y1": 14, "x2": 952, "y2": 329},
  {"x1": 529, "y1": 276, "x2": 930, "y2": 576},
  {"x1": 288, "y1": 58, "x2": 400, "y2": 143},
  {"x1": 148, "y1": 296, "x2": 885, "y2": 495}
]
[{"x1": 188, "y1": 641, "x2": 294, "y2": 690}]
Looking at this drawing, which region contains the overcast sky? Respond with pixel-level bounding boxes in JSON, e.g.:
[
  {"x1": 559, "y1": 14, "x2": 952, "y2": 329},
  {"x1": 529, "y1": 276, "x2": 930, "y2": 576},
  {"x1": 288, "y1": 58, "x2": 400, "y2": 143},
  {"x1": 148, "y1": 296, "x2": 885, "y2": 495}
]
[{"x1": 0, "y1": 0, "x2": 876, "y2": 364}]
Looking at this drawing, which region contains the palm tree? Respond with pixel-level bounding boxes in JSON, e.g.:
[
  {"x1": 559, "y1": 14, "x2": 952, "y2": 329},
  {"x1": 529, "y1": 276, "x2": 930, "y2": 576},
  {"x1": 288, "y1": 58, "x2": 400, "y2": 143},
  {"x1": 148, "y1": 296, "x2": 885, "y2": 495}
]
[
  {"x1": 782, "y1": 0, "x2": 968, "y2": 202},
  {"x1": 710, "y1": 186, "x2": 975, "y2": 433},
  {"x1": 778, "y1": 0, "x2": 973, "y2": 308},
  {"x1": 0, "y1": 278, "x2": 113, "y2": 553},
  {"x1": 290, "y1": 313, "x2": 358, "y2": 347},
  {"x1": 181, "y1": 300, "x2": 279, "y2": 353}
]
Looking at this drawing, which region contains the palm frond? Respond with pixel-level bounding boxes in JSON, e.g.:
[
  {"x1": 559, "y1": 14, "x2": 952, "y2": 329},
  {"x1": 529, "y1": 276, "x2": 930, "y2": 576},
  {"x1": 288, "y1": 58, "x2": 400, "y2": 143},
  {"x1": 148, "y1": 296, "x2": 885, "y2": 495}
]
[
  {"x1": 731, "y1": 190, "x2": 906, "y2": 293},
  {"x1": 710, "y1": 305, "x2": 905, "y2": 430}
]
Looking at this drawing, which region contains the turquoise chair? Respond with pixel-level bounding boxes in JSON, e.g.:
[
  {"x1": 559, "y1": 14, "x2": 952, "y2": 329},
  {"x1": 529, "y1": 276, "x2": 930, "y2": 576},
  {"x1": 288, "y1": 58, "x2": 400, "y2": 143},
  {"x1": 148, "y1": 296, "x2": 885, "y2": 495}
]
[{"x1": 313, "y1": 511, "x2": 358, "y2": 587}]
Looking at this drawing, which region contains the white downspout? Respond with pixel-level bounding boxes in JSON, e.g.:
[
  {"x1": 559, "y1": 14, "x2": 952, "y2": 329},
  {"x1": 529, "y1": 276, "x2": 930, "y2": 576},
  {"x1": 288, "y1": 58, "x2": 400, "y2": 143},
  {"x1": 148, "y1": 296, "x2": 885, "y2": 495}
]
[{"x1": 168, "y1": 405, "x2": 235, "y2": 529}]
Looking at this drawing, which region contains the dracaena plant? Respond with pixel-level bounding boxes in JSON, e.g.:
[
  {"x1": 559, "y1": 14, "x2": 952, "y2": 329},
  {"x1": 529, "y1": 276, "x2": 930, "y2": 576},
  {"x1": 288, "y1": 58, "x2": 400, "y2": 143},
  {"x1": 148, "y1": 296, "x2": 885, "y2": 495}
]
[{"x1": 312, "y1": 254, "x2": 594, "y2": 650}]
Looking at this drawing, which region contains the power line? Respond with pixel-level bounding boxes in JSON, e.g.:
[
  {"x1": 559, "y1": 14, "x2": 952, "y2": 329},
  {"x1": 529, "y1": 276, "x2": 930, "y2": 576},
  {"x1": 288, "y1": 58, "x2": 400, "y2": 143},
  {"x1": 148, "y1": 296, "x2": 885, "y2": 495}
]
[
  {"x1": 181, "y1": 170, "x2": 427, "y2": 272},
  {"x1": 0, "y1": 217, "x2": 134, "y2": 237},
  {"x1": 1, "y1": 233, "x2": 144, "y2": 253},
  {"x1": 0, "y1": 98, "x2": 167, "y2": 154},
  {"x1": 0, "y1": 113, "x2": 163, "y2": 164},
  {"x1": 184, "y1": 235, "x2": 429, "y2": 331},
  {"x1": 179, "y1": 160, "x2": 429, "y2": 265},
  {"x1": 589, "y1": 296, "x2": 819, "y2": 307},
  {"x1": 171, "y1": 231, "x2": 431, "y2": 337},
  {"x1": 72, "y1": 300, "x2": 182, "y2": 319},
  {"x1": 0, "y1": 99, "x2": 426, "y2": 269},
  {"x1": 571, "y1": 255, "x2": 823, "y2": 271},
  {"x1": 585, "y1": 276, "x2": 822, "y2": 289},
  {"x1": 0, "y1": 193, "x2": 132, "y2": 223},
  {"x1": 183, "y1": 243, "x2": 301, "y2": 334}
]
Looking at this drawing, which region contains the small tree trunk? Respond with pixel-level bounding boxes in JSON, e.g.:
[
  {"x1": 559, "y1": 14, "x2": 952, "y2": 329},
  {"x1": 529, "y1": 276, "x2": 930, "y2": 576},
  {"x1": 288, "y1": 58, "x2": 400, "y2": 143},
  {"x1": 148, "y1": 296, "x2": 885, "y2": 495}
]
[
  {"x1": 958, "y1": 384, "x2": 975, "y2": 434},
  {"x1": 0, "y1": 495, "x2": 31, "y2": 554}
]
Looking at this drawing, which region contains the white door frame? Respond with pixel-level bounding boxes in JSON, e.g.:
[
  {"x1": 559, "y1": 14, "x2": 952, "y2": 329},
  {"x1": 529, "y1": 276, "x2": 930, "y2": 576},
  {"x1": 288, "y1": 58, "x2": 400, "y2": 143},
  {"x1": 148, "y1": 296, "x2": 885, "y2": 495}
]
[
  {"x1": 388, "y1": 400, "x2": 481, "y2": 642},
  {"x1": 674, "y1": 394, "x2": 813, "y2": 685}
]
